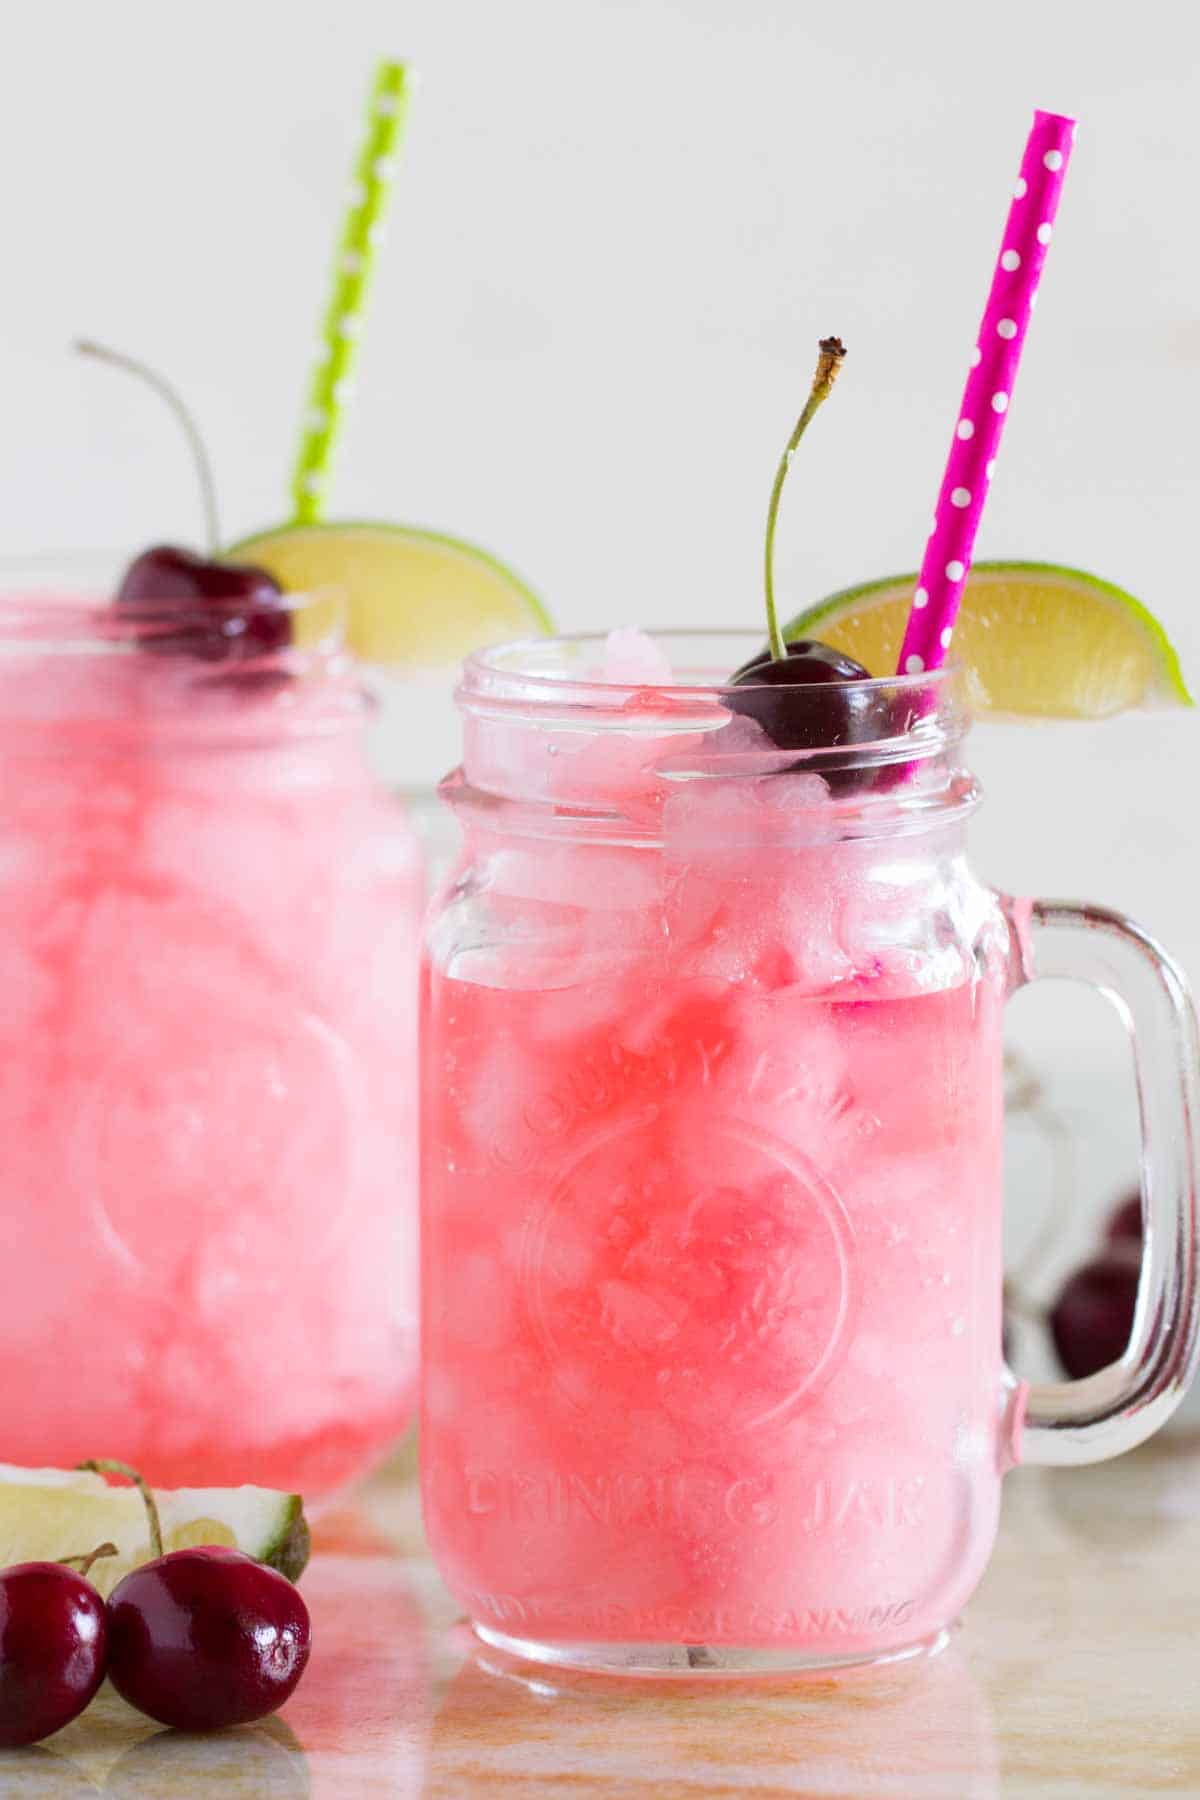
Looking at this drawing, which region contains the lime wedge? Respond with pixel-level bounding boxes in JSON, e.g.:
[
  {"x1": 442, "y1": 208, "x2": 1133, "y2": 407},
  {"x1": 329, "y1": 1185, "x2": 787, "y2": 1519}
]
[
  {"x1": 0, "y1": 1463, "x2": 309, "y2": 1597},
  {"x1": 784, "y1": 561, "x2": 1192, "y2": 718},
  {"x1": 228, "y1": 521, "x2": 550, "y2": 668}
]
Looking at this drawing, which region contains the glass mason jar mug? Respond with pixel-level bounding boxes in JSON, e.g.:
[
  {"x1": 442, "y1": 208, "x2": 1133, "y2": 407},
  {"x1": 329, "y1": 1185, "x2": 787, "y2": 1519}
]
[
  {"x1": 0, "y1": 570, "x2": 423, "y2": 1496},
  {"x1": 421, "y1": 631, "x2": 1200, "y2": 1674}
]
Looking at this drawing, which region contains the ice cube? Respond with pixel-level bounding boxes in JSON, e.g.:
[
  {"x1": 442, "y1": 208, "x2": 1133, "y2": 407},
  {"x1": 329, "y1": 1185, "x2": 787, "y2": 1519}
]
[{"x1": 599, "y1": 627, "x2": 675, "y2": 687}]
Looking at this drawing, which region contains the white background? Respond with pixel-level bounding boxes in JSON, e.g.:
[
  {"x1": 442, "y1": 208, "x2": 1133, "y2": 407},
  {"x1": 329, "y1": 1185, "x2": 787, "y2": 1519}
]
[{"x1": 3, "y1": 0, "x2": 1198, "y2": 1278}]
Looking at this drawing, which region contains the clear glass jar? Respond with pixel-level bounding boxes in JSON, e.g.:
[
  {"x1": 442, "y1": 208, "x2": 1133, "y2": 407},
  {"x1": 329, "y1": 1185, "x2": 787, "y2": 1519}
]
[
  {"x1": 0, "y1": 569, "x2": 422, "y2": 1495},
  {"x1": 421, "y1": 631, "x2": 1200, "y2": 1673}
]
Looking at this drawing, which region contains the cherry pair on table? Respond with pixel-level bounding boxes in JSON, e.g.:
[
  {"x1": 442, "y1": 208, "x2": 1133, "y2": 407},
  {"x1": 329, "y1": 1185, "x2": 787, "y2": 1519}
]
[{"x1": 0, "y1": 1545, "x2": 309, "y2": 1747}]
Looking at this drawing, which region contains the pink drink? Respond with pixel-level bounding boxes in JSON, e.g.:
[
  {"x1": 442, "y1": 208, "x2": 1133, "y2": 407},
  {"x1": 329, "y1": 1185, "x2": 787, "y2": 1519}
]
[
  {"x1": 422, "y1": 634, "x2": 1014, "y2": 1670},
  {"x1": 0, "y1": 590, "x2": 420, "y2": 1493}
]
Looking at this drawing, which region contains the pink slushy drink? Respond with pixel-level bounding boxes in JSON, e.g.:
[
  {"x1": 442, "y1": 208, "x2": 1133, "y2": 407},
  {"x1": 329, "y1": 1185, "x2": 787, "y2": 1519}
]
[
  {"x1": 0, "y1": 585, "x2": 420, "y2": 1494},
  {"x1": 421, "y1": 632, "x2": 1011, "y2": 1670}
]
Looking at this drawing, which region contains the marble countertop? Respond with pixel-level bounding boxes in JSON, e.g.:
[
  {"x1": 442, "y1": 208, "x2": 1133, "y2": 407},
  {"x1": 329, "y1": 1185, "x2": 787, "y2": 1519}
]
[{"x1": 6, "y1": 1435, "x2": 1200, "y2": 1798}]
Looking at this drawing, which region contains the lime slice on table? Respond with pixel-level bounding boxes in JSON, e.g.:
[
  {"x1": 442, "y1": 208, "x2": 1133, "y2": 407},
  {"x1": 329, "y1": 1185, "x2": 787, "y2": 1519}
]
[
  {"x1": 0, "y1": 1463, "x2": 310, "y2": 1597},
  {"x1": 228, "y1": 521, "x2": 551, "y2": 667},
  {"x1": 784, "y1": 561, "x2": 1192, "y2": 718}
]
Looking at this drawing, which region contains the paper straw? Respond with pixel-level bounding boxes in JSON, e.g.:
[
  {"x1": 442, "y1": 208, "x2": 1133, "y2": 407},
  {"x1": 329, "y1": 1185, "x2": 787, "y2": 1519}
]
[
  {"x1": 897, "y1": 109, "x2": 1076, "y2": 676},
  {"x1": 290, "y1": 59, "x2": 412, "y2": 526}
]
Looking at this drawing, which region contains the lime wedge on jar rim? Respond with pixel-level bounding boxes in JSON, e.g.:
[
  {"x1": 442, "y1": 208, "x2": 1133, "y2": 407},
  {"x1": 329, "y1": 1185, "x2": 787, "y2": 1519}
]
[
  {"x1": 227, "y1": 521, "x2": 551, "y2": 668},
  {"x1": 783, "y1": 561, "x2": 1192, "y2": 718},
  {"x1": 0, "y1": 1463, "x2": 309, "y2": 1598}
]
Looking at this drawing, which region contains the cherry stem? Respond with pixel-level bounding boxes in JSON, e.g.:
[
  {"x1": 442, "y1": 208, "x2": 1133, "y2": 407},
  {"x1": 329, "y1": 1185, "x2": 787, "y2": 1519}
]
[
  {"x1": 763, "y1": 336, "x2": 847, "y2": 663},
  {"x1": 58, "y1": 1542, "x2": 119, "y2": 1580},
  {"x1": 75, "y1": 338, "x2": 221, "y2": 556},
  {"x1": 77, "y1": 1459, "x2": 163, "y2": 1561}
]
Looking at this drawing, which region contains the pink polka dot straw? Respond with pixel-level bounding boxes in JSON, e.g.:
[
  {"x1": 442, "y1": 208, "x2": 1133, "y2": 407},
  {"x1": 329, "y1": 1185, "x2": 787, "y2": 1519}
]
[{"x1": 897, "y1": 109, "x2": 1076, "y2": 677}]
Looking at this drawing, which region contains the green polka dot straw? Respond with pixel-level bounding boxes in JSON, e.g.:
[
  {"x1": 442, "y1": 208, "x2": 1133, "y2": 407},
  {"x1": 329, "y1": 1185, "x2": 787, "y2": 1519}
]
[{"x1": 291, "y1": 59, "x2": 411, "y2": 525}]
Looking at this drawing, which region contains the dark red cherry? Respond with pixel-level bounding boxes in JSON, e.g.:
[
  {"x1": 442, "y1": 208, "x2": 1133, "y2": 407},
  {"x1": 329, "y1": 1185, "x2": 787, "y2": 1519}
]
[
  {"x1": 115, "y1": 545, "x2": 290, "y2": 660},
  {"x1": 724, "y1": 640, "x2": 895, "y2": 791},
  {"x1": 0, "y1": 1563, "x2": 108, "y2": 1747},
  {"x1": 726, "y1": 639, "x2": 876, "y2": 746},
  {"x1": 1049, "y1": 1250, "x2": 1139, "y2": 1381},
  {"x1": 1105, "y1": 1191, "x2": 1143, "y2": 1245},
  {"x1": 107, "y1": 1546, "x2": 310, "y2": 1732}
]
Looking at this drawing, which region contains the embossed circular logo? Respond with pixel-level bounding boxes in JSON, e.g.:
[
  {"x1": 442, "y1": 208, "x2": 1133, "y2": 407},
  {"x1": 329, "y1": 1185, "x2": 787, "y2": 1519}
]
[
  {"x1": 66, "y1": 925, "x2": 363, "y2": 1282},
  {"x1": 521, "y1": 1111, "x2": 854, "y2": 1432}
]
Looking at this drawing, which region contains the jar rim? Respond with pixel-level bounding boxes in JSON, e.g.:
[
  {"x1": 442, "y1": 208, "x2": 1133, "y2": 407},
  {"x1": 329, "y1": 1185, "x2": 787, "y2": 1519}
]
[
  {"x1": 0, "y1": 574, "x2": 343, "y2": 657},
  {"x1": 461, "y1": 629, "x2": 964, "y2": 715},
  {"x1": 453, "y1": 631, "x2": 974, "y2": 832},
  {"x1": 458, "y1": 631, "x2": 969, "y2": 772},
  {"x1": 0, "y1": 571, "x2": 370, "y2": 742}
]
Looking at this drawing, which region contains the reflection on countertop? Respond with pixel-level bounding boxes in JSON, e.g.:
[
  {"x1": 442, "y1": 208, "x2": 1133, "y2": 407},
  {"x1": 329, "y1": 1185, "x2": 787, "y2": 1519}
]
[
  {"x1": 7, "y1": 1433, "x2": 1200, "y2": 1797},
  {"x1": 426, "y1": 1638, "x2": 996, "y2": 1798}
]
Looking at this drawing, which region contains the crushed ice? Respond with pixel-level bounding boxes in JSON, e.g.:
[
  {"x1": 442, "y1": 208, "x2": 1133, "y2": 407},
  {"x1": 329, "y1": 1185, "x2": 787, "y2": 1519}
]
[{"x1": 600, "y1": 627, "x2": 675, "y2": 687}]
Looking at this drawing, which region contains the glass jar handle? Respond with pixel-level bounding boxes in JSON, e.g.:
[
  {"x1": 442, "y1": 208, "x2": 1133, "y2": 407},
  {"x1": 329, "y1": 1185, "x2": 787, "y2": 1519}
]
[{"x1": 1006, "y1": 898, "x2": 1200, "y2": 1466}]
